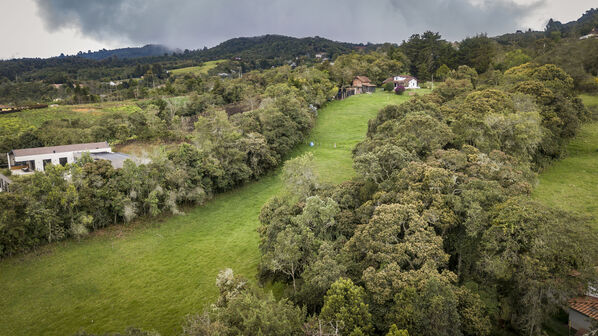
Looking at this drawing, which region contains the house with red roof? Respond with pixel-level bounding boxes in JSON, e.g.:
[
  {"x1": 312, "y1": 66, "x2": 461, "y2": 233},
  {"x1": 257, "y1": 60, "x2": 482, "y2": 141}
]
[
  {"x1": 569, "y1": 295, "x2": 598, "y2": 335},
  {"x1": 352, "y1": 76, "x2": 376, "y2": 94},
  {"x1": 336, "y1": 76, "x2": 376, "y2": 100}
]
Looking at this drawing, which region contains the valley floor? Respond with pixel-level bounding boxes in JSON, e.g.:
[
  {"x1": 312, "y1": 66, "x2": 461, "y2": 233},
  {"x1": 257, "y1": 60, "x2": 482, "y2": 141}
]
[{"x1": 0, "y1": 91, "x2": 411, "y2": 336}]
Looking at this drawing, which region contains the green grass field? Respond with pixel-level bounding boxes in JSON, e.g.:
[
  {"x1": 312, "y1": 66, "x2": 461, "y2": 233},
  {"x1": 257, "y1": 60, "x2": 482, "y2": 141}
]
[
  {"x1": 580, "y1": 94, "x2": 598, "y2": 108},
  {"x1": 169, "y1": 60, "x2": 226, "y2": 76},
  {"x1": 533, "y1": 95, "x2": 598, "y2": 228},
  {"x1": 534, "y1": 95, "x2": 598, "y2": 335},
  {"x1": 0, "y1": 91, "x2": 411, "y2": 336},
  {"x1": 0, "y1": 101, "x2": 142, "y2": 135}
]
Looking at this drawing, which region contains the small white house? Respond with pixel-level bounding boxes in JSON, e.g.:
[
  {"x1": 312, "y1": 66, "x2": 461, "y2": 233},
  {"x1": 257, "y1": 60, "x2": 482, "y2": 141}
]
[
  {"x1": 7, "y1": 142, "x2": 112, "y2": 175},
  {"x1": 580, "y1": 28, "x2": 598, "y2": 40},
  {"x1": 383, "y1": 75, "x2": 420, "y2": 89}
]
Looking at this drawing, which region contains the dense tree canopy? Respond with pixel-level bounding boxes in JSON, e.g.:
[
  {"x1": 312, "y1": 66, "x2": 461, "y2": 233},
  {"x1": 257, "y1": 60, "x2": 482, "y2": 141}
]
[{"x1": 250, "y1": 62, "x2": 596, "y2": 336}]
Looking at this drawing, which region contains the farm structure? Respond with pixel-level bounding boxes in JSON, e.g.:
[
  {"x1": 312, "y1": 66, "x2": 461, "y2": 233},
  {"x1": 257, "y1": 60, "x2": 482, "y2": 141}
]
[
  {"x1": 7, "y1": 142, "x2": 113, "y2": 176},
  {"x1": 0, "y1": 104, "x2": 48, "y2": 114},
  {"x1": 580, "y1": 27, "x2": 598, "y2": 39},
  {"x1": 568, "y1": 295, "x2": 598, "y2": 334},
  {"x1": 3, "y1": 142, "x2": 145, "y2": 192},
  {"x1": 336, "y1": 76, "x2": 376, "y2": 100},
  {"x1": 383, "y1": 75, "x2": 420, "y2": 89}
]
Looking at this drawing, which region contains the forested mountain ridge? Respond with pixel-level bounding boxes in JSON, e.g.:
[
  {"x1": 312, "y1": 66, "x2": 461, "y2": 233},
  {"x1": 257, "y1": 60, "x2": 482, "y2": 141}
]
[
  {"x1": 0, "y1": 35, "x2": 368, "y2": 83},
  {"x1": 76, "y1": 44, "x2": 178, "y2": 60},
  {"x1": 195, "y1": 34, "x2": 364, "y2": 61},
  {"x1": 1, "y1": 5, "x2": 597, "y2": 103}
]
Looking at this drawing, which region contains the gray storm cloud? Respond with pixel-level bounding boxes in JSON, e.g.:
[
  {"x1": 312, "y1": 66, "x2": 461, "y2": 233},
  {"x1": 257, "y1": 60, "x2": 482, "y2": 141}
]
[{"x1": 33, "y1": 0, "x2": 543, "y2": 48}]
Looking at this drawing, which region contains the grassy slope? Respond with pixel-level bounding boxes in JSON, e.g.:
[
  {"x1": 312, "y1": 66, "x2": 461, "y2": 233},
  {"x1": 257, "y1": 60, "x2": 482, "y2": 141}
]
[
  {"x1": 0, "y1": 91, "x2": 411, "y2": 336},
  {"x1": 169, "y1": 60, "x2": 226, "y2": 76},
  {"x1": 533, "y1": 95, "x2": 598, "y2": 228},
  {"x1": 534, "y1": 95, "x2": 598, "y2": 335},
  {"x1": 0, "y1": 101, "x2": 142, "y2": 134}
]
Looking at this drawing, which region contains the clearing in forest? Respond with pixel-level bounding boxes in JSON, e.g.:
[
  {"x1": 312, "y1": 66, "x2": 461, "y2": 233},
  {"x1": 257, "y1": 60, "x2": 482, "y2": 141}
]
[
  {"x1": 169, "y1": 60, "x2": 227, "y2": 76},
  {"x1": 0, "y1": 100, "x2": 142, "y2": 134},
  {"x1": 0, "y1": 91, "x2": 411, "y2": 336}
]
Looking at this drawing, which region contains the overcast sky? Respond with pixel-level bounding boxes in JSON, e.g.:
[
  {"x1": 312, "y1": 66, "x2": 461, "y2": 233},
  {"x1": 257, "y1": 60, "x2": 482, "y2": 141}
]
[{"x1": 0, "y1": 0, "x2": 595, "y2": 59}]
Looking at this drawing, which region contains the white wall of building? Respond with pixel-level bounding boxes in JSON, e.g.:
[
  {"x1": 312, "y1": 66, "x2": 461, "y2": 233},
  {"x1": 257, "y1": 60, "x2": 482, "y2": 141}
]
[
  {"x1": 10, "y1": 147, "x2": 111, "y2": 172},
  {"x1": 392, "y1": 76, "x2": 419, "y2": 89},
  {"x1": 569, "y1": 309, "x2": 593, "y2": 332}
]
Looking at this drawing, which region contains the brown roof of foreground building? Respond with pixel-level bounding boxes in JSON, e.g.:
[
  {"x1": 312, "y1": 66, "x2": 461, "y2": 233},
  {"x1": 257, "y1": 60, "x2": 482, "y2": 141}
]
[
  {"x1": 11, "y1": 142, "x2": 110, "y2": 157},
  {"x1": 353, "y1": 76, "x2": 376, "y2": 88},
  {"x1": 570, "y1": 296, "x2": 598, "y2": 320}
]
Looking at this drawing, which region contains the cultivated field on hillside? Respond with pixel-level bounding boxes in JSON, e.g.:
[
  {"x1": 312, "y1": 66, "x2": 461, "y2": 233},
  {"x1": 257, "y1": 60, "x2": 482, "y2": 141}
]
[
  {"x1": 169, "y1": 60, "x2": 226, "y2": 76},
  {"x1": 0, "y1": 91, "x2": 412, "y2": 336},
  {"x1": 0, "y1": 101, "x2": 142, "y2": 135}
]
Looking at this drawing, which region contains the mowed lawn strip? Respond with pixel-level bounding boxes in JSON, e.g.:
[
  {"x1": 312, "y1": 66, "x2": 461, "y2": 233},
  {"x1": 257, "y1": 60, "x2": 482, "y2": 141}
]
[
  {"x1": 0, "y1": 91, "x2": 411, "y2": 336},
  {"x1": 533, "y1": 95, "x2": 598, "y2": 228}
]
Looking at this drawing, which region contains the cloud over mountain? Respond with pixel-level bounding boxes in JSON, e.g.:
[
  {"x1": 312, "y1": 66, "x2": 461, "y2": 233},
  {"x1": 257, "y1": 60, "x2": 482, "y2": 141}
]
[{"x1": 34, "y1": 0, "x2": 543, "y2": 48}]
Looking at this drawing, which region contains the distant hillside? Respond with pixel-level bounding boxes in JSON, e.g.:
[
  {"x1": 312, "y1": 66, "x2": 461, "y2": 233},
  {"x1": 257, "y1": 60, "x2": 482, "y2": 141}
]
[
  {"x1": 494, "y1": 8, "x2": 598, "y2": 47},
  {"x1": 76, "y1": 44, "x2": 179, "y2": 60},
  {"x1": 68, "y1": 35, "x2": 366, "y2": 63},
  {"x1": 0, "y1": 35, "x2": 371, "y2": 82},
  {"x1": 191, "y1": 34, "x2": 368, "y2": 61},
  {"x1": 545, "y1": 8, "x2": 598, "y2": 37},
  {"x1": 489, "y1": 8, "x2": 598, "y2": 91}
]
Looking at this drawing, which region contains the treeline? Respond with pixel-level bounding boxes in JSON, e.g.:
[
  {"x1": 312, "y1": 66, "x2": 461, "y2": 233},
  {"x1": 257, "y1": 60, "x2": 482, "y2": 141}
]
[
  {"x1": 0, "y1": 35, "x2": 363, "y2": 84},
  {"x1": 397, "y1": 8, "x2": 598, "y2": 92},
  {"x1": 77, "y1": 44, "x2": 176, "y2": 61},
  {"x1": 2, "y1": 7, "x2": 598, "y2": 105},
  {"x1": 0, "y1": 65, "x2": 338, "y2": 257},
  {"x1": 183, "y1": 63, "x2": 597, "y2": 336},
  {"x1": 0, "y1": 51, "x2": 412, "y2": 168},
  {"x1": 0, "y1": 64, "x2": 342, "y2": 167}
]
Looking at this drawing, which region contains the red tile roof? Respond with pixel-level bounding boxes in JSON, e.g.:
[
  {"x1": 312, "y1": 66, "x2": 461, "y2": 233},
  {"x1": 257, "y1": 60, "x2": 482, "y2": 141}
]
[{"x1": 570, "y1": 296, "x2": 598, "y2": 320}]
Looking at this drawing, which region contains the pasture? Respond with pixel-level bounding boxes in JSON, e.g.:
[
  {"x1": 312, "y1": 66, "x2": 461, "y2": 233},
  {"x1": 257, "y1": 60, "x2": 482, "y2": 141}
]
[
  {"x1": 169, "y1": 60, "x2": 227, "y2": 76},
  {"x1": 0, "y1": 91, "x2": 411, "y2": 336},
  {"x1": 533, "y1": 95, "x2": 598, "y2": 228},
  {"x1": 0, "y1": 100, "x2": 142, "y2": 136}
]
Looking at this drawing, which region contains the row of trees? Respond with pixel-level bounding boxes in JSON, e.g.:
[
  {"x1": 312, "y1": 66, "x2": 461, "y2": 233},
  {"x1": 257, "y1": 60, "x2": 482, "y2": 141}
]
[
  {"x1": 395, "y1": 8, "x2": 598, "y2": 92},
  {"x1": 185, "y1": 63, "x2": 597, "y2": 335},
  {"x1": 2, "y1": 9, "x2": 598, "y2": 105},
  {"x1": 0, "y1": 64, "x2": 339, "y2": 258},
  {"x1": 0, "y1": 64, "x2": 338, "y2": 166}
]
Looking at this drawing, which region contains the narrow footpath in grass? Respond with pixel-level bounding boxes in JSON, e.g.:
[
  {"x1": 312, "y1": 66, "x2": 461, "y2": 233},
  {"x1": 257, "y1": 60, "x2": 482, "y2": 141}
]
[{"x1": 0, "y1": 92, "x2": 411, "y2": 336}]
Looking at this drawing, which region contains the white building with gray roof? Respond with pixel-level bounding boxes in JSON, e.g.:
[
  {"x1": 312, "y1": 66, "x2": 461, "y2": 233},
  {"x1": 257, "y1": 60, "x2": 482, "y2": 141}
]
[{"x1": 7, "y1": 142, "x2": 112, "y2": 175}]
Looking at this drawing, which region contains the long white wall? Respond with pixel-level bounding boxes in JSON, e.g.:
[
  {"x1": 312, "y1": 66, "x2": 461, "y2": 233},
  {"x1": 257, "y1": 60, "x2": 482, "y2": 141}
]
[{"x1": 12, "y1": 147, "x2": 111, "y2": 172}]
